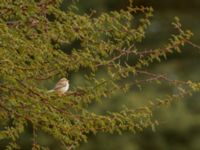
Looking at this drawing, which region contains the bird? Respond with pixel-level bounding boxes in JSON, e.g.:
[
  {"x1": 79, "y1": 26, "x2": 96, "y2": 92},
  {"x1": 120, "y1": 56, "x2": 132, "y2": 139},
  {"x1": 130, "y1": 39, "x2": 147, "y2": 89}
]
[{"x1": 48, "y1": 78, "x2": 69, "y2": 95}]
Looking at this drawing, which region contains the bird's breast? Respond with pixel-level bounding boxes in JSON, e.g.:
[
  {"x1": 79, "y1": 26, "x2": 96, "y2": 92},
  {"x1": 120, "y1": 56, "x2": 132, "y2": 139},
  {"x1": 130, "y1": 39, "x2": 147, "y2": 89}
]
[{"x1": 59, "y1": 83, "x2": 69, "y2": 93}]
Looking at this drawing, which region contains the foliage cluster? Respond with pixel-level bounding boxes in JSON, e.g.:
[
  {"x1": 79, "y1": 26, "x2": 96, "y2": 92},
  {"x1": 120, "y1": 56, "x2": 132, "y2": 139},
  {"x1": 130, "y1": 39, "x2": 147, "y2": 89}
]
[{"x1": 0, "y1": 0, "x2": 200, "y2": 149}]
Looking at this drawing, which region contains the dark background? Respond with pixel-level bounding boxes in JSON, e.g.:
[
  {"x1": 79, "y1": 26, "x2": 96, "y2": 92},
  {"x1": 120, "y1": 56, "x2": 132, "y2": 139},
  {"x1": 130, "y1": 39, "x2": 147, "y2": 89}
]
[{"x1": 71, "y1": 0, "x2": 200, "y2": 150}]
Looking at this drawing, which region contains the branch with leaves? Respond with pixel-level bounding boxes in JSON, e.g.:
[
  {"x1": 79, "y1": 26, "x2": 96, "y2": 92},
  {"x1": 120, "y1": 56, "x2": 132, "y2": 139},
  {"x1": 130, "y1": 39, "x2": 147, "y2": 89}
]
[{"x1": 0, "y1": 0, "x2": 200, "y2": 149}]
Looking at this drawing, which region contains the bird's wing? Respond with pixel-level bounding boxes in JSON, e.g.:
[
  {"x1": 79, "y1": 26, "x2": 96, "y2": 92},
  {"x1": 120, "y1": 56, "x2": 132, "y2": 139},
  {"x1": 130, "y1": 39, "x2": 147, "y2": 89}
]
[{"x1": 54, "y1": 80, "x2": 66, "y2": 90}]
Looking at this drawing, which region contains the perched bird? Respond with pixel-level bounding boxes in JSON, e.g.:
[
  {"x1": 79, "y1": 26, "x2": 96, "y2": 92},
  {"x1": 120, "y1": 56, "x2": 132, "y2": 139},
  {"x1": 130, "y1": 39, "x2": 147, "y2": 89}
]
[{"x1": 48, "y1": 78, "x2": 69, "y2": 95}]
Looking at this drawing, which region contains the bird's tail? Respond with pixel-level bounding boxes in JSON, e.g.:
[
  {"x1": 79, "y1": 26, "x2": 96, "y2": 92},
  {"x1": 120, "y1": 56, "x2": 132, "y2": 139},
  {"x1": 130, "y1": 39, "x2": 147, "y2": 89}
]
[{"x1": 47, "y1": 89, "x2": 54, "y2": 93}]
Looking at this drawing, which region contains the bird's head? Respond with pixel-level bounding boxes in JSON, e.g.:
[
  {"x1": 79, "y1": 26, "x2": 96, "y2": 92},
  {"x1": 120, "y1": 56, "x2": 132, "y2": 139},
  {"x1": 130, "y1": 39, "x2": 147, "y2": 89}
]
[{"x1": 60, "y1": 78, "x2": 69, "y2": 83}]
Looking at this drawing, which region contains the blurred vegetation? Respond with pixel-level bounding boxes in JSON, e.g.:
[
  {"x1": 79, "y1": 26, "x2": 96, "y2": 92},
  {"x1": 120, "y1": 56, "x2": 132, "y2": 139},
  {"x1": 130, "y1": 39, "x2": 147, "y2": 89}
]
[
  {"x1": 73, "y1": 0, "x2": 200, "y2": 150},
  {"x1": 0, "y1": 0, "x2": 200, "y2": 150}
]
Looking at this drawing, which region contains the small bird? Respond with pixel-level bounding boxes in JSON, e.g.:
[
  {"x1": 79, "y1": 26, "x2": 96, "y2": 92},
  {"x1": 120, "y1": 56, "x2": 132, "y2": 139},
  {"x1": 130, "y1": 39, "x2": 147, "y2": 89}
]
[{"x1": 48, "y1": 78, "x2": 69, "y2": 95}]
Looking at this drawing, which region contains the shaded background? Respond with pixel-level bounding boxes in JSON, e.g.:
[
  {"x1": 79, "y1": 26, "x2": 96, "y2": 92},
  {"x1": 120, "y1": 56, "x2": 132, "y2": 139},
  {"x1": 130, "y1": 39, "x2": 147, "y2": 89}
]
[
  {"x1": 1, "y1": 0, "x2": 200, "y2": 150},
  {"x1": 69, "y1": 0, "x2": 200, "y2": 150}
]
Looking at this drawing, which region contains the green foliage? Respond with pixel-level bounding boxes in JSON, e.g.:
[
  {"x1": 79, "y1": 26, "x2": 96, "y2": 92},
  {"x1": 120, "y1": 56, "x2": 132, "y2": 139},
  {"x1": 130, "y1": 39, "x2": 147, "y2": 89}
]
[{"x1": 0, "y1": 0, "x2": 199, "y2": 149}]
